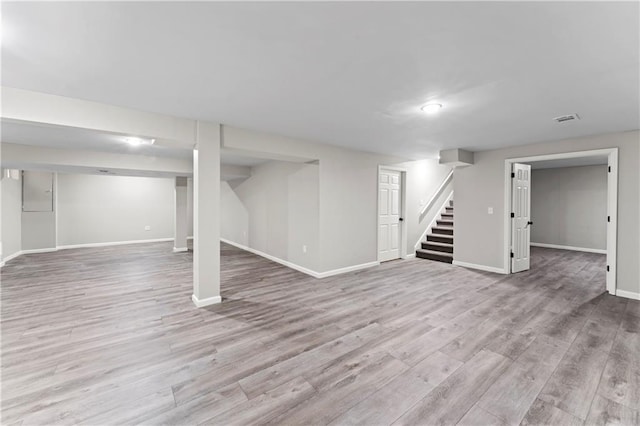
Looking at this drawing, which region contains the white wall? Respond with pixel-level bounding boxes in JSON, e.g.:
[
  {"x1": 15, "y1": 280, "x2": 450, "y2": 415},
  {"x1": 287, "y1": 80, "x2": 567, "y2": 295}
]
[
  {"x1": 220, "y1": 181, "x2": 249, "y2": 246},
  {"x1": 56, "y1": 173, "x2": 175, "y2": 246},
  {"x1": 21, "y1": 171, "x2": 57, "y2": 251},
  {"x1": 187, "y1": 178, "x2": 194, "y2": 237},
  {"x1": 531, "y1": 165, "x2": 607, "y2": 250},
  {"x1": 22, "y1": 212, "x2": 56, "y2": 250},
  {"x1": 225, "y1": 161, "x2": 320, "y2": 272},
  {"x1": 1, "y1": 172, "x2": 22, "y2": 261},
  {"x1": 454, "y1": 131, "x2": 639, "y2": 294},
  {"x1": 221, "y1": 126, "x2": 409, "y2": 273},
  {"x1": 220, "y1": 157, "x2": 452, "y2": 274},
  {"x1": 395, "y1": 159, "x2": 453, "y2": 252}
]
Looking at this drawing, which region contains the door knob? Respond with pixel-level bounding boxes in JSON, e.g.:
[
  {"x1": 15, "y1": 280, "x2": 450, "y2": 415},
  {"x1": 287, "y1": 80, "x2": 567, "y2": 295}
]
[{"x1": 399, "y1": 218, "x2": 404, "y2": 222}]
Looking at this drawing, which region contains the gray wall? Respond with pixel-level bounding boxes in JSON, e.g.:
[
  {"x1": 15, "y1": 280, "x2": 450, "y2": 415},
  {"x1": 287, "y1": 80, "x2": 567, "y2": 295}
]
[
  {"x1": 219, "y1": 158, "x2": 452, "y2": 273},
  {"x1": 21, "y1": 171, "x2": 56, "y2": 251},
  {"x1": 56, "y1": 173, "x2": 175, "y2": 246},
  {"x1": 1, "y1": 173, "x2": 22, "y2": 260},
  {"x1": 531, "y1": 165, "x2": 607, "y2": 250},
  {"x1": 454, "y1": 130, "x2": 639, "y2": 294},
  {"x1": 225, "y1": 161, "x2": 320, "y2": 272},
  {"x1": 396, "y1": 159, "x2": 453, "y2": 252},
  {"x1": 221, "y1": 125, "x2": 451, "y2": 273},
  {"x1": 220, "y1": 180, "x2": 249, "y2": 246},
  {"x1": 22, "y1": 212, "x2": 56, "y2": 250}
]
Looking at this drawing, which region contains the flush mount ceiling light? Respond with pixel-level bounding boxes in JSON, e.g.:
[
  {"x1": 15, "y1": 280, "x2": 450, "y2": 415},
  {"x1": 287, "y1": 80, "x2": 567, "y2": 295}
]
[
  {"x1": 421, "y1": 103, "x2": 443, "y2": 114},
  {"x1": 126, "y1": 136, "x2": 155, "y2": 146}
]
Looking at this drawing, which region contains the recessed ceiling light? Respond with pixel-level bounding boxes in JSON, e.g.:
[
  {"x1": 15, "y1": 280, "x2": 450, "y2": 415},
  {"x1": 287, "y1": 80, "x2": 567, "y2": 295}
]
[{"x1": 421, "y1": 103, "x2": 443, "y2": 114}]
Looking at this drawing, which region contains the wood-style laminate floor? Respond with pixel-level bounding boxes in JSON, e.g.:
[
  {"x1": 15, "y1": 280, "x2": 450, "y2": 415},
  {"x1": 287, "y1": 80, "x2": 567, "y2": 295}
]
[{"x1": 1, "y1": 243, "x2": 638, "y2": 425}]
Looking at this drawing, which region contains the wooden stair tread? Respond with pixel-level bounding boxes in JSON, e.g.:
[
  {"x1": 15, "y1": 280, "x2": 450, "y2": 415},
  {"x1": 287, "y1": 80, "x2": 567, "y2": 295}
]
[
  {"x1": 416, "y1": 249, "x2": 453, "y2": 257},
  {"x1": 422, "y1": 241, "x2": 453, "y2": 248},
  {"x1": 427, "y1": 233, "x2": 454, "y2": 243},
  {"x1": 436, "y1": 220, "x2": 454, "y2": 226},
  {"x1": 416, "y1": 249, "x2": 453, "y2": 264}
]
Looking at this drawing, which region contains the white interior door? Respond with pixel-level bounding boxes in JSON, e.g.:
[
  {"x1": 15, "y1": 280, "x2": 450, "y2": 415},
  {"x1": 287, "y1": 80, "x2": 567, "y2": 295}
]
[
  {"x1": 511, "y1": 163, "x2": 532, "y2": 273},
  {"x1": 378, "y1": 169, "x2": 402, "y2": 262}
]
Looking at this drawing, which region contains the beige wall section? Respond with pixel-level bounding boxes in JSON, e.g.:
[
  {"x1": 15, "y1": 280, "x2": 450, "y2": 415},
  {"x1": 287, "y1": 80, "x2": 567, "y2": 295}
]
[
  {"x1": 56, "y1": 173, "x2": 174, "y2": 246},
  {"x1": 531, "y1": 165, "x2": 607, "y2": 251},
  {"x1": 1, "y1": 173, "x2": 22, "y2": 260},
  {"x1": 454, "y1": 130, "x2": 639, "y2": 294}
]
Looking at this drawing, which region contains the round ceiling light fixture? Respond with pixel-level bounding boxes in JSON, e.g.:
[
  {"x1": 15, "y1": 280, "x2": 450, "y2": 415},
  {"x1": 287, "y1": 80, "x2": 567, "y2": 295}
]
[
  {"x1": 421, "y1": 103, "x2": 443, "y2": 114},
  {"x1": 126, "y1": 137, "x2": 155, "y2": 146}
]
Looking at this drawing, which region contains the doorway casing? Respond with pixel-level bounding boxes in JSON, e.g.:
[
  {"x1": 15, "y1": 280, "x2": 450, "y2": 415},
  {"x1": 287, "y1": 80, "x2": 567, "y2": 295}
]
[{"x1": 503, "y1": 148, "x2": 618, "y2": 295}]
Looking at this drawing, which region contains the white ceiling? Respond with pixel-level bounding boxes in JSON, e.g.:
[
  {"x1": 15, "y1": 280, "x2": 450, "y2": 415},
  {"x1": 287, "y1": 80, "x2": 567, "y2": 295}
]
[
  {"x1": 2, "y1": 2, "x2": 638, "y2": 159},
  {"x1": 0, "y1": 119, "x2": 269, "y2": 167},
  {"x1": 1, "y1": 120, "x2": 192, "y2": 159}
]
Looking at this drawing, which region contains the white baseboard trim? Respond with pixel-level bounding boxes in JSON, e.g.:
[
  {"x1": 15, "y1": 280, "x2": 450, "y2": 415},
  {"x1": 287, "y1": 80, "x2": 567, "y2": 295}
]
[
  {"x1": 530, "y1": 242, "x2": 606, "y2": 255},
  {"x1": 404, "y1": 253, "x2": 416, "y2": 259},
  {"x1": 2, "y1": 248, "x2": 58, "y2": 267},
  {"x1": 1, "y1": 250, "x2": 24, "y2": 266},
  {"x1": 616, "y1": 289, "x2": 640, "y2": 301},
  {"x1": 192, "y1": 294, "x2": 222, "y2": 307},
  {"x1": 452, "y1": 260, "x2": 508, "y2": 274},
  {"x1": 2, "y1": 238, "x2": 178, "y2": 267},
  {"x1": 221, "y1": 238, "x2": 321, "y2": 278},
  {"x1": 220, "y1": 238, "x2": 379, "y2": 279},
  {"x1": 173, "y1": 247, "x2": 189, "y2": 253},
  {"x1": 21, "y1": 248, "x2": 58, "y2": 255},
  {"x1": 57, "y1": 238, "x2": 174, "y2": 250},
  {"x1": 316, "y1": 261, "x2": 380, "y2": 279}
]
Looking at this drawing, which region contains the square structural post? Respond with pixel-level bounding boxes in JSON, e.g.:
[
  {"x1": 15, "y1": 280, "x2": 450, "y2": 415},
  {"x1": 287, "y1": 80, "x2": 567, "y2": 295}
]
[
  {"x1": 192, "y1": 121, "x2": 221, "y2": 307},
  {"x1": 173, "y1": 176, "x2": 189, "y2": 253}
]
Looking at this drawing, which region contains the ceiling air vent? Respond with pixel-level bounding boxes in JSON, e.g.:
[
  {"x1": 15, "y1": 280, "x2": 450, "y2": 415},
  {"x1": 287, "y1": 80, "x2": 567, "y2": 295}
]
[{"x1": 553, "y1": 113, "x2": 580, "y2": 123}]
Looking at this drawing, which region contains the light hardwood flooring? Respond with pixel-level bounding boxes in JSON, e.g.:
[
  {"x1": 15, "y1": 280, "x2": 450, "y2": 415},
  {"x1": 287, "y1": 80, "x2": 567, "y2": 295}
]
[{"x1": 1, "y1": 243, "x2": 638, "y2": 425}]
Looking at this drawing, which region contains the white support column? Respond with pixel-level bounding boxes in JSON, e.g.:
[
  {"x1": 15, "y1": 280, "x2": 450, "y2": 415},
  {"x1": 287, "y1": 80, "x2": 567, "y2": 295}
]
[
  {"x1": 192, "y1": 121, "x2": 221, "y2": 307},
  {"x1": 173, "y1": 176, "x2": 189, "y2": 253}
]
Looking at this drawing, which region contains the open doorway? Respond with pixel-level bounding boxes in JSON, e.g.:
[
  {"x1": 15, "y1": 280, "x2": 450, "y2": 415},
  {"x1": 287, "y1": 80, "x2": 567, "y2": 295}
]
[{"x1": 504, "y1": 148, "x2": 618, "y2": 295}]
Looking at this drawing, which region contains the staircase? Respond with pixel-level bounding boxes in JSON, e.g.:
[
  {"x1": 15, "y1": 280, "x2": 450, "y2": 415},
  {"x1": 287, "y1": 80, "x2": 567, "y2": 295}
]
[{"x1": 416, "y1": 199, "x2": 454, "y2": 263}]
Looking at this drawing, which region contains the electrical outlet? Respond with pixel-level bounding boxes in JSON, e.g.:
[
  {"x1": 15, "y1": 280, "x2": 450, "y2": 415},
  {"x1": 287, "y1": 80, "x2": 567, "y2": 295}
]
[
  {"x1": 302, "y1": 245, "x2": 307, "y2": 253},
  {"x1": 488, "y1": 207, "x2": 494, "y2": 215},
  {"x1": 144, "y1": 225, "x2": 151, "y2": 231}
]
